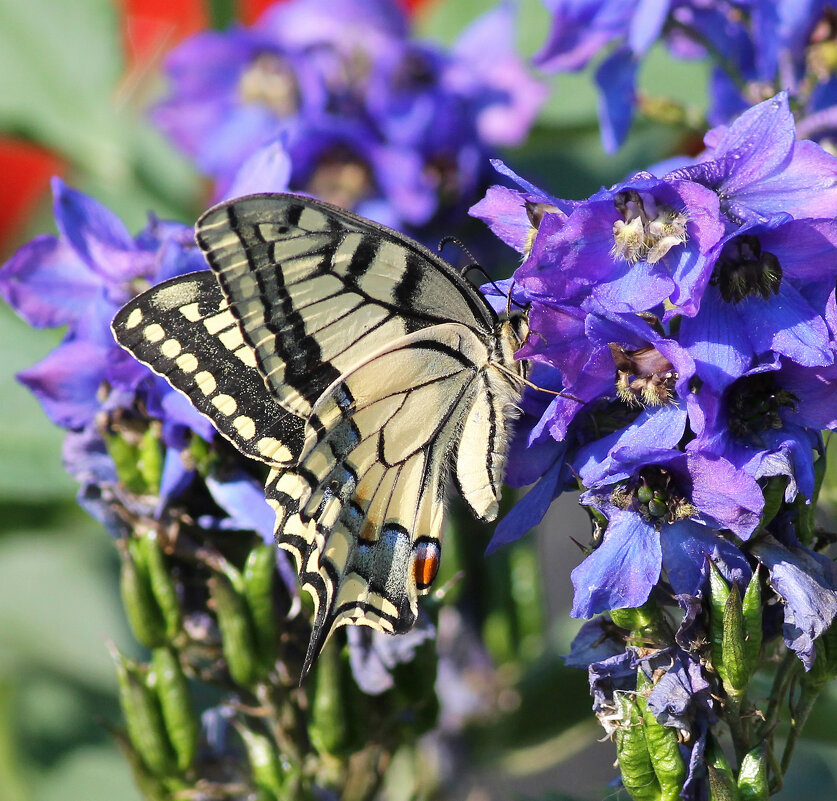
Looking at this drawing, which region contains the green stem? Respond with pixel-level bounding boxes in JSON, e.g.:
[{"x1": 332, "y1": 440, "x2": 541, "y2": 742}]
[
  {"x1": 726, "y1": 692, "x2": 750, "y2": 764},
  {"x1": 757, "y1": 651, "x2": 799, "y2": 741},
  {"x1": 767, "y1": 742, "x2": 783, "y2": 796},
  {"x1": 780, "y1": 685, "x2": 823, "y2": 777}
]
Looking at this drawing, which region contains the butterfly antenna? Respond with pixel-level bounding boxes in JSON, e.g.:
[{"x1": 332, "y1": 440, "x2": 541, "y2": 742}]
[{"x1": 438, "y1": 235, "x2": 480, "y2": 274}]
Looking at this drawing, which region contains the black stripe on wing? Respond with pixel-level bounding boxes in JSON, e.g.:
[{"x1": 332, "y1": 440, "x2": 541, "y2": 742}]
[
  {"x1": 194, "y1": 193, "x2": 498, "y2": 417},
  {"x1": 111, "y1": 271, "x2": 304, "y2": 466}
]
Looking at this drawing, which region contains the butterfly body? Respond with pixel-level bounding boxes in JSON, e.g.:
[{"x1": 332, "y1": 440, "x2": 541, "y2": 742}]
[{"x1": 112, "y1": 194, "x2": 527, "y2": 674}]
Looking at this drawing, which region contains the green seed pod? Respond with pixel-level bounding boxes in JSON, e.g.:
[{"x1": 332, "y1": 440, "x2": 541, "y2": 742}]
[
  {"x1": 120, "y1": 542, "x2": 166, "y2": 649},
  {"x1": 610, "y1": 601, "x2": 659, "y2": 634},
  {"x1": 758, "y1": 476, "x2": 787, "y2": 532},
  {"x1": 187, "y1": 433, "x2": 213, "y2": 476},
  {"x1": 138, "y1": 424, "x2": 164, "y2": 494},
  {"x1": 615, "y1": 693, "x2": 661, "y2": 801},
  {"x1": 741, "y1": 570, "x2": 762, "y2": 676},
  {"x1": 706, "y1": 735, "x2": 740, "y2": 801},
  {"x1": 708, "y1": 562, "x2": 731, "y2": 681},
  {"x1": 636, "y1": 674, "x2": 686, "y2": 801},
  {"x1": 114, "y1": 653, "x2": 178, "y2": 778},
  {"x1": 737, "y1": 745, "x2": 769, "y2": 801},
  {"x1": 150, "y1": 647, "x2": 198, "y2": 773},
  {"x1": 138, "y1": 531, "x2": 182, "y2": 641},
  {"x1": 113, "y1": 729, "x2": 171, "y2": 801},
  {"x1": 242, "y1": 544, "x2": 279, "y2": 675},
  {"x1": 307, "y1": 639, "x2": 350, "y2": 757},
  {"x1": 721, "y1": 584, "x2": 749, "y2": 694},
  {"x1": 236, "y1": 723, "x2": 285, "y2": 798},
  {"x1": 637, "y1": 485, "x2": 654, "y2": 504},
  {"x1": 648, "y1": 498, "x2": 668, "y2": 517},
  {"x1": 104, "y1": 431, "x2": 145, "y2": 494},
  {"x1": 209, "y1": 571, "x2": 260, "y2": 688}
]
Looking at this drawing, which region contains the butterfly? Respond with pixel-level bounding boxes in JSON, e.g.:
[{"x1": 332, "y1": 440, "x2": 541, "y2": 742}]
[{"x1": 112, "y1": 193, "x2": 534, "y2": 675}]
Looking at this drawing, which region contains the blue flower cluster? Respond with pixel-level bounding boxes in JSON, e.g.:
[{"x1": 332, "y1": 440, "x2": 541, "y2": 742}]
[
  {"x1": 153, "y1": 0, "x2": 545, "y2": 232},
  {"x1": 0, "y1": 175, "x2": 285, "y2": 543},
  {"x1": 536, "y1": 0, "x2": 837, "y2": 150},
  {"x1": 474, "y1": 94, "x2": 837, "y2": 773}
]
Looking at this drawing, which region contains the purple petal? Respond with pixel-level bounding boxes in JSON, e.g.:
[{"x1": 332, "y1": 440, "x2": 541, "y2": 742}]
[
  {"x1": 205, "y1": 471, "x2": 276, "y2": 543},
  {"x1": 534, "y1": 0, "x2": 630, "y2": 72},
  {"x1": 628, "y1": 0, "x2": 670, "y2": 54},
  {"x1": 469, "y1": 185, "x2": 538, "y2": 253},
  {"x1": 646, "y1": 651, "x2": 713, "y2": 730},
  {"x1": 487, "y1": 454, "x2": 566, "y2": 553},
  {"x1": 221, "y1": 139, "x2": 291, "y2": 200},
  {"x1": 347, "y1": 620, "x2": 435, "y2": 695},
  {"x1": 743, "y1": 283, "x2": 833, "y2": 368},
  {"x1": 736, "y1": 139, "x2": 837, "y2": 220},
  {"x1": 453, "y1": 2, "x2": 548, "y2": 147},
  {"x1": 594, "y1": 47, "x2": 639, "y2": 153},
  {"x1": 0, "y1": 235, "x2": 104, "y2": 329},
  {"x1": 686, "y1": 452, "x2": 763, "y2": 538},
  {"x1": 781, "y1": 361, "x2": 837, "y2": 430},
  {"x1": 751, "y1": 534, "x2": 837, "y2": 669},
  {"x1": 51, "y1": 178, "x2": 146, "y2": 282},
  {"x1": 571, "y1": 510, "x2": 662, "y2": 618},
  {"x1": 17, "y1": 340, "x2": 109, "y2": 429},
  {"x1": 563, "y1": 618, "x2": 626, "y2": 669},
  {"x1": 662, "y1": 519, "x2": 751, "y2": 598},
  {"x1": 679, "y1": 284, "x2": 752, "y2": 391}
]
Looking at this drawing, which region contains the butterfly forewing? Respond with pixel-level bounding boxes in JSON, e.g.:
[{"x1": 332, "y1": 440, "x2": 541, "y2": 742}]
[
  {"x1": 112, "y1": 271, "x2": 304, "y2": 465},
  {"x1": 195, "y1": 194, "x2": 495, "y2": 419}
]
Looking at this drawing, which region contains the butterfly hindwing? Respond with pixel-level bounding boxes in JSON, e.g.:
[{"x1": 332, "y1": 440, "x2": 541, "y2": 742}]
[
  {"x1": 111, "y1": 271, "x2": 305, "y2": 465},
  {"x1": 194, "y1": 193, "x2": 496, "y2": 419},
  {"x1": 266, "y1": 323, "x2": 492, "y2": 671}
]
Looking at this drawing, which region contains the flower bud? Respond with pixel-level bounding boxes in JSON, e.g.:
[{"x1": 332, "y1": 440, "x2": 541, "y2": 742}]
[
  {"x1": 615, "y1": 693, "x2": 661, "y2": 801},
  {"x1": 308, "y1": 640, "x2": 351, "y2": 757},
  {"x1": 150, "y1": 646, "x2": 198, "y2": 773},
  {"x1": 113, "y1": 650, "x2": 178, "y2": 778},
  {"x1": 209, "y1": 570, "x2": 260, "y2": 687},
  {"x1": 737, "y1": 745, "x2": 769, "y2": 801},
  {"x1": 242, "y1": 544, "x2": 279, "y2": 676},
  {"x1": 235, "y1": 721, "x2": 286, "y2": 798},
  {"x1": 138, "y1": 530, "x2": 183, "y2": 642},
  {"x1": 138, "y1": 424, "x2": 164, "y2": 494},
  {"x1": 636, "y1": 673, "x2": 686, "y2": 801},
  {"x1": 120, "y1": 540, "x2": 166, "y2": 649}
]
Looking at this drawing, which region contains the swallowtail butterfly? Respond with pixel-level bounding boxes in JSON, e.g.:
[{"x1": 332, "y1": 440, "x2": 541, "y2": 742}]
[{"x1": 112, "y1": 194, "x2": 531, "y2": 675}]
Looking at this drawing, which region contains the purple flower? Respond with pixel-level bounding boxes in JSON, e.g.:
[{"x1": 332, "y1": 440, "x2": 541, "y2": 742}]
[
  {"x1": 153, "y1": 0, "x2": 545, "y2": 230},
  {"x1": 671, "y1": 93, "x2": 837, "y2": 224},
  {"x1": 751, "y1": 531, "x2": 837, "y2": 669}
]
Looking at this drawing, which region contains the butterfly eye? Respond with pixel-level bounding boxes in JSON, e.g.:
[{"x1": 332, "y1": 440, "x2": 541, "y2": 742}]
[{"x1": 411, "y1": 538, "x2": 441, "y2": 592}]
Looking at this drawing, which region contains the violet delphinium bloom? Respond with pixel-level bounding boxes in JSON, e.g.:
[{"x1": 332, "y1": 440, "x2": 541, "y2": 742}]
[
  {"x1": 472, "y1": 95, "x2": 837, "y2": 668},
  {"x1": 0, "y1": 174, "x2": 291, "y2": 537},
  {"x1": 535, "y1": 1, "x2": 837, "y2": 150},
  {"x1": 153, "y1": 0, "x2": 545, "y2": 230}
]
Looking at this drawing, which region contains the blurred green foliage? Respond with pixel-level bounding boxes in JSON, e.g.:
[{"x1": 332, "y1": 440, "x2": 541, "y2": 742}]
[{"x1": 2, "y1": 0, "x2": 837, "y2": 799}]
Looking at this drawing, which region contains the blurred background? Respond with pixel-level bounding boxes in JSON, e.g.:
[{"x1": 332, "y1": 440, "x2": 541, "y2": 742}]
[{"x1": 2, "y1": 1, "x2": 837, "y2": 799}]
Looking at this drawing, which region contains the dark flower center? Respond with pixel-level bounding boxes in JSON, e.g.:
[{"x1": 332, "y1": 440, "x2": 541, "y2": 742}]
[
  {"x1": 306, "y1": 147, "x2": 374, "y2": 209},
  {"x1": 395, "y1": 51, "x2": 437, "y2": 90},
  {"x1": 611, "y1": 189, "x2": 687, "y2": 263},
  {"x1": 711, "y1": 235, "x2": 782, "y2": 303},
  {"x1": 727, "y1": 373, "x2": 798, "y2": 439},
  {"x1": 239, "y1": 53, "x2": 300, "y2": 116},
  {"x1": 612, "y1": 467, "x2": 696, "y2": 527},
  {"x1": 609, "y1": 343, "x2": 677, "y2": 407}
]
